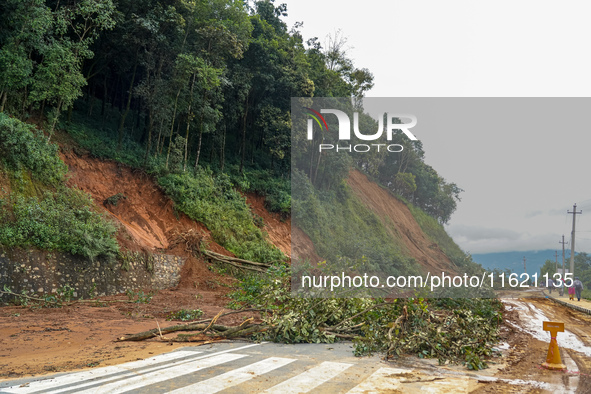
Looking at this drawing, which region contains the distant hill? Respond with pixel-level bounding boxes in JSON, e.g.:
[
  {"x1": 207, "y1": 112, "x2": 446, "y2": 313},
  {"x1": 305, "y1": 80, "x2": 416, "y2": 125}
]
[{"x1": 472, "y1": 250, "x2": 571, "y2": 277}]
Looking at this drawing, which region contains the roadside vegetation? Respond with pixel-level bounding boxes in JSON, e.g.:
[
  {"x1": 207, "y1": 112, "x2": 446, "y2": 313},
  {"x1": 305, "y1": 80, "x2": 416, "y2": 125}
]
[{"x1": 0, "y1": 113, "x2": 118, "y2": 262}]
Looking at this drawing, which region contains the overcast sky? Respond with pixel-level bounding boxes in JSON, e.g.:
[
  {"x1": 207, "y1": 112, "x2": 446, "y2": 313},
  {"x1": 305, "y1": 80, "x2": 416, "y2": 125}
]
[{"x1": 283, "y1": 0, "x2": 591, "y2": 254}]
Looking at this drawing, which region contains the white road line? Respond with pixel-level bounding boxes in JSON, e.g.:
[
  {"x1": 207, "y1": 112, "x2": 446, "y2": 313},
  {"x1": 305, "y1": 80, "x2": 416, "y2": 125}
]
[
  {"x1": 346, "y1": 367, "x2": 411, "y2": 394},
  {"x1": 74, "y1": 353, "x2": 247, "y2": 394},
  {"x1": 263, "y1": 361, "x2": 353, "y2": 393},
  {"x1": 167, "y1": 357, "x2": 296, "y2": 394},
  {"x1": 1, "y1": 351, "x2": 201, "y2": 393}
]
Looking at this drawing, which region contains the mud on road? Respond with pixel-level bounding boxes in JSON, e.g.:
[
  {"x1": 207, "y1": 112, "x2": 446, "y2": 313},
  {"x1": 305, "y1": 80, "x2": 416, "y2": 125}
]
[{"x1": 476, "y1": 295, "x2": 591, "y2": 393}]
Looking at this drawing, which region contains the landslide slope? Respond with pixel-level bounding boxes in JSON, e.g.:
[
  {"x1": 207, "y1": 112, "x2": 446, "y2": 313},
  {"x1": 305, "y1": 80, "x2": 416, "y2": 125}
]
[
  {"x1": 62, "y1": 150, "x2": 231, "y2": 257},
  {"x1": 62, "y1": 144, "x2": 462, "y2": 278},
  {"x1": 292, "y1": 169, "x2": 467, "y2": 276},
  {"x1": 346, "y1": 169, "x2": 456, "y2": 274}
]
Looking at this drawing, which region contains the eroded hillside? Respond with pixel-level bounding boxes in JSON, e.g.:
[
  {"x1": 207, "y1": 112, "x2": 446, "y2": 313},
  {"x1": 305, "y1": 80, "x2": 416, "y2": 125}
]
[{"x1": 346, "y1": 170, "x2": 456, "y2": 274}]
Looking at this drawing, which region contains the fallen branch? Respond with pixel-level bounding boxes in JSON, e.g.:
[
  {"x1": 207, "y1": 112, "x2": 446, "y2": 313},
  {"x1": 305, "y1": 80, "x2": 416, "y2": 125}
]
[
  {"x1": 117, "y1": 323, "x2": 235, "y2": 341},
  {"x1": 186, "y1": 308, "x2": 270, "y2": 325},
  {"x1": 0, "y1": 290, "x2": 62, "y2": 305},
  {"x1": 203, "y1": 250, "x2": 272, "y2": 268},
  {"x1": 212, "y1": 258, "x2": 268, "y2": 273},
  {"x1": 0, "y1": 289, "x2": 136, "y2": 307},
  {"x1": 200, "y1": 309, "x2": 224, "y2": 335},
  {"x1": 329, "y1": 301, "x2": 393, "y2": 331}
]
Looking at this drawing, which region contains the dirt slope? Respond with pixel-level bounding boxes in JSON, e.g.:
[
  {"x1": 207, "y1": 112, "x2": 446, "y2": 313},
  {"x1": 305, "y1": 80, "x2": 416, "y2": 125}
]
[
  {"x1": 244, "y1": 193, "x2": 291, "y2": 257},
  {"x1": 62, "y1": 150, "x2": 229, "y2": 256},
  {"x1": 346, "y1": 169, "x2": 455, "y2": 274}
]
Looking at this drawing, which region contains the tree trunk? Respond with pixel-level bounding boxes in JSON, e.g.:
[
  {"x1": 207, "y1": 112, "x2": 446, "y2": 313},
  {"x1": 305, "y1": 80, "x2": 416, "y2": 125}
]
[
  {"x1": 40, "y1": 100, "x2": 46, "y2": 119},
  {"x1": 155, "y1": 117, "x2": 165, "y2": 157},
  {"x1": 165, "y1": 87, "x2": 182, "y2": 169},
  {"x1": 312, "y1": 136, "x2": 324, "y2": 186},
  {"x1": 143, "y1": 107, "x2": 154, "y2": 167},
  {"x1": 0, "y1": 91, "x2": 7, "y2": 113},
  {"x1": 117, "y1": 56, "x2": 138, "y2": 152},
  {"x1": 220, "y1": 122, "x2": 226, "y2": 172},
  {"x1": 183, "y1": 72, "x2": 197, "y2": 172},
  {"x1": 194, "y1": 126, "x2": 203, "y2": 169},
  {"x1": 239, "y1": 93, "x2": 250, "y2": 174},
  {"x1": 48, "y1": 98, "x2": 63, "y2": 142},
  {"x1": 194, "y1": 88, "x2": 208, "y2": 169}
]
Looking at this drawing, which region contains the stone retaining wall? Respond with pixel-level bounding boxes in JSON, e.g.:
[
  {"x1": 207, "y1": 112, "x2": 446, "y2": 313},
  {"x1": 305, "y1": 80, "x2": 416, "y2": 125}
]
[{"x1": 0, "y1": 247, "x2": 185, "y2": 302}]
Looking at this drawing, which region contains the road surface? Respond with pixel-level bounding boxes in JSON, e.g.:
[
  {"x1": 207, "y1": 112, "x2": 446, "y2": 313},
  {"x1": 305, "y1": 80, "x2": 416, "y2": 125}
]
[{"x1": 2, "y1": 293, "x2": 591, "y2": 393}]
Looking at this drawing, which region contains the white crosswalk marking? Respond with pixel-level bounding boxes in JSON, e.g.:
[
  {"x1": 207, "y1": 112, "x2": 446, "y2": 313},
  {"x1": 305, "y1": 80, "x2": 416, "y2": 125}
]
[
  {"x1": 2, "y1": 343, "x2": 264, "y2": 394},
  {"x1": 1, "y1": 350, "x2": 201, "y2": 394},
  {"x1": 346, "y1": 367, "x2": 412, "y2": 393},
  {"x1": 263, "y1": 361, "x2": 353, "y2": 393},
  {"x1": 74, "y1": 353, "x2": 247, "y2": 394},
  {"x1": 0, "y1": 344, "x2": 483, "y2": 394},
  {"x1": 167, "y1": 357, "x2": 296, "y2": 394}
]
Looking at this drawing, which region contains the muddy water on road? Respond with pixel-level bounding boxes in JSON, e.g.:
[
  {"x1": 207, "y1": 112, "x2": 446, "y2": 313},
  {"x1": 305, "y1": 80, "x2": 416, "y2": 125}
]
[{"x1": 492, "y1": 297, "x2": 591, "y2": 394}]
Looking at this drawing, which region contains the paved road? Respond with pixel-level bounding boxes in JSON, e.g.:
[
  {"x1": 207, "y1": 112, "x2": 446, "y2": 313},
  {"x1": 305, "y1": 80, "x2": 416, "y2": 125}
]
[
  {"x1": 4, "y1": 320, "x2": 585, "y2": 393},
  {"x1": 0, "y1": 341, "x2": 486, "y2": 393}
]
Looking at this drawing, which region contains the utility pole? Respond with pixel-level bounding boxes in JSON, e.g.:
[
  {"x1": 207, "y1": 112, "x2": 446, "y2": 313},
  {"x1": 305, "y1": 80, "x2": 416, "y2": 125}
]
[
  {"x1": 559, "y1": 235, "x2": 568, "y2": 277},
  {"x1": 567, "y1": 204, "x2": 582, "y2": 276},
  {"x1": 523, "y1": 256, "x2": 526, "y2": 275}
]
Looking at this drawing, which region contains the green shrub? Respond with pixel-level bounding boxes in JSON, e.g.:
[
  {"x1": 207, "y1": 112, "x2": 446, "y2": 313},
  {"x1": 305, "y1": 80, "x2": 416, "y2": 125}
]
[
  {"x1": 229, "y1": 168, "x2": 291, "y2": 214},
  {"x1": 158, "y1": 169, "x2": 285, "y2": 263},
  {"x1": 167, "y1": 309, "x2": 204, "y2": 321},
  {"x1": 0, "y1": 112, "x2": 67, "y2": 185},
  {"x1": 0, "y1": 187, "x2": 119, "y2": 261}
]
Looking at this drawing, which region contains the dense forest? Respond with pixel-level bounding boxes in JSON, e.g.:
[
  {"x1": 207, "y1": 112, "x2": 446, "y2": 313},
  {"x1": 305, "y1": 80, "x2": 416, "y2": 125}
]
[{"x1": 0, "y1": 0, "x2": 461, "y2": 226}]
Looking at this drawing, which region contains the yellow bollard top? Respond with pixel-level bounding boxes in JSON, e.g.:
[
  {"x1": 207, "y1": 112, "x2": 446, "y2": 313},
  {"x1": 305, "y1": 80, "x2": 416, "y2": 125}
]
[{"x1": 543, "y1": 321, "x2": 564, "y2": 332}]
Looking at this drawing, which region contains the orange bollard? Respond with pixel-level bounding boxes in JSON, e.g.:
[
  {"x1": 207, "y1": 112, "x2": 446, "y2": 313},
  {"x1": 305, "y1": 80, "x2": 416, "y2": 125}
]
[{"x1": 541, "y1": 321, "x2": 566, "y2": 370}]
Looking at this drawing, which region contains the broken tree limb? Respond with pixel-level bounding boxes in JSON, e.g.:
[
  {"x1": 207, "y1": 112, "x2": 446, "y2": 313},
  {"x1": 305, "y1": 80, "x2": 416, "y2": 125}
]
[
  {"x1": 117, "y1": 323, "x2": 233, "y2": 341},
  {"x1": 215, "y1": 259, "x2": 268, "y2": 273},
  {"x1": 203, "y1": 250, "x2": 272, "y2": 268},
  {"x1": 200, "y1": 309, "x2": 224, "y2": 335},
  {"x1": 186, "y1": 308, "x2": 269, "y2": 325}
]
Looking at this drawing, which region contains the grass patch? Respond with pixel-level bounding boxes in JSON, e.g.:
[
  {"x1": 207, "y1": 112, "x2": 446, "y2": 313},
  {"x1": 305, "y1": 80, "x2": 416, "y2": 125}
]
[{"x1": 407, "y1": 202, "x2": 482, "y2": 275}]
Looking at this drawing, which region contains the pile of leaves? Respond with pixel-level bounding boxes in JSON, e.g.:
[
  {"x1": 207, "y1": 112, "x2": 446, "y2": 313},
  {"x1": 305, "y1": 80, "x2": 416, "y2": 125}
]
[{"x1": 121, "y1": 263, "x2": 503, "y2": 370}]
